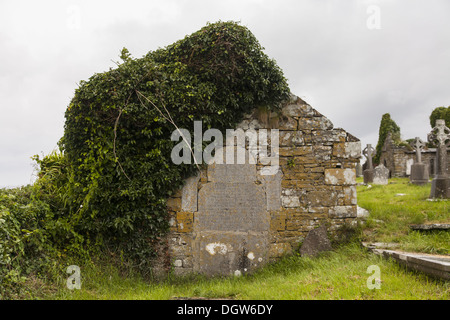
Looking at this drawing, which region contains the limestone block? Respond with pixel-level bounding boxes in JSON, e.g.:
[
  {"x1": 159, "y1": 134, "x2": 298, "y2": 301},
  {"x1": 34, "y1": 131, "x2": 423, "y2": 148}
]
[
  {"x1": 281, "y1": 103, "x2": 315, "y2": 118},
  {"x1": 306, "y1": 190, "x2": 338, "y2": 207},
  {"x1": 343, "y1": 186, "x2": 357, "y2": 205},
  {"x1": 167, "y1": 197, "x2": 181, "y2": 211},
  {"x1": 181, "y1": 173, "x2": 200, "y2": 212},
  {"x1": 333, "y1": 141, "x2": 361, "y2": 159},
  {"x1": 279, "y1": 146, "x2": 312, "y2": 157},
  {"x1": 328, "y1": 206, "x2": 357, "y2": 218},
  {"x1": 270, "y1": 212, "x2": 286, "y2": 231},
  {"x1": 324, "y1": 168, "x2": 356, "y2": 185},
  {"x1": 313, "y1": 146, "x2": 332, "y2": 161},
  {"x1": 176, "y1": 212, "x2": 194, "y2": 233},
  {"x1": 298, "y1": 116, "x2": 333, "y2": 130},
  {"x1": 278, "y1": 116, "x2": 298, "y2": 130},
  {"x1": 279, "y1": 131, "x2": 305, "y2": 146},
  {"x1": 312, "y1": 130, "x2": 346, "y2": 144},
  {"x1": 269, "y1": 242, "x2": 292, "y2": 258},
  {"x1": 281, "y1": 195, "x2": 301, "y2": 208}
]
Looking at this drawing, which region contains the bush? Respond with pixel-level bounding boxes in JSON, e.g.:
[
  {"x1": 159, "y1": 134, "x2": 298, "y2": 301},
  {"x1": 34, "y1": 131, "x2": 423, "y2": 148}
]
[{"x1": 59, "y1": 21, "x2": 290, "y2": 270}]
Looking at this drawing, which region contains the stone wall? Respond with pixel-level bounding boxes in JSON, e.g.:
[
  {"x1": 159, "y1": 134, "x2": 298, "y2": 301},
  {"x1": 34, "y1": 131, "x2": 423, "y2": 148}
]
[
  {"x1": 159, "y1": 94, "x2": 361, "y2": 277},
  {"x1": 379, "y1": 133, "x2": 450, "y2": 177}
]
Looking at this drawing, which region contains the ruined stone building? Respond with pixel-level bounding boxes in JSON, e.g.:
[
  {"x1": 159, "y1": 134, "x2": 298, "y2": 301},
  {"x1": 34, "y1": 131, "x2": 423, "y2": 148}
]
[
  {"x1": 379, "y1": 132, "x2": 450, "y2": 178},
  {"x1": 158, "y1": 94, "x2": 361, "y2": 277}
]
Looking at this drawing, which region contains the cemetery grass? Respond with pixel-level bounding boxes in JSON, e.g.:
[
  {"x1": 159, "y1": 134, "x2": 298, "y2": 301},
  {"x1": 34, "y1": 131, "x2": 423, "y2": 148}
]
[
  {"x1": 42, "y1": 178, "x2": 449, "y2": 300},
  {"x1": 356, "y1": 177, "x2": 450, "y2": 255},
  {"x1": 44, "y1": 242, "x2": 448, "y2": 300}
]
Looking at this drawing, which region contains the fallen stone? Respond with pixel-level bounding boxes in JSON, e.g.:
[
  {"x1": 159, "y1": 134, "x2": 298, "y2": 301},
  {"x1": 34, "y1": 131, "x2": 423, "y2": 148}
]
[
  {"x1": 367, "y1": 248, "x2": 450, "y2": 281},
  {"x1": 299, "y1": 225, "x2": 332, "y2": 257},
  {"x1": 357, "y1": 206, "x2": 370, "y2": 219},
  {"x1": 409, "y1": 223, "x2": 450, "y2": 231}
]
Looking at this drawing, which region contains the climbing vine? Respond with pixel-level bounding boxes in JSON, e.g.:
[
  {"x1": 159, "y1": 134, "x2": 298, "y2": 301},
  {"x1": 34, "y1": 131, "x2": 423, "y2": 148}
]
[{"x1": 59, "y1": 21, "x2": 290, "y2": 268}]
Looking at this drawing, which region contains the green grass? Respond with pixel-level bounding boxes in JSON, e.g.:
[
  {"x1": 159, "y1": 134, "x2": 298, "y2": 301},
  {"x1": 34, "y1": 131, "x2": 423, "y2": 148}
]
[
  {"x1": 356, "y1": 177, "x2": 450, "y2": 254},
  {"x1": 35, "y1": 177, "x2": 450, "y2": 300},
  {"x1": 44, "y1": 243, "x2": 448, "y2": 300}
]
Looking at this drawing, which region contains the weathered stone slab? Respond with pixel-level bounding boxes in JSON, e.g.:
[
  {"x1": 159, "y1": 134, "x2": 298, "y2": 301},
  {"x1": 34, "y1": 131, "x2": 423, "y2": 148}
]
[
  {"x1": 409, "y1": 162, "x2": 429, "y2": 185},
  {"x1": 299, "y1": 225, "x2": 332, "y2": 257},
  {"x1": 181, "y1": 173, "x2": 200, "y2": 212},
  {"x1": 409, "y1": 223, "x2": 450, "y2": 231},
  {"x1": 373, "y1": 164, "x2": 389, "y2": 185},
  {"x1": 193, "y1": 231, "x2": 269, "y2": 276},
  {"x1": 261, "y1": 169, "x2": 282, "y2": 210},
  {"x1": 196, "y1": 182, "x2": 268, "y2": 232},
  {"x1": 369, "y1": 248, "x2": 450, "y2": 280}
]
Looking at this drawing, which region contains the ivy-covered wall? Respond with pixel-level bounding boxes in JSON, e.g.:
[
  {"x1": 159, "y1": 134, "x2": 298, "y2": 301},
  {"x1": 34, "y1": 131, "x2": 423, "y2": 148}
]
[{"x1": 160, "y1": 94, "x2": 361, "y2": 277}]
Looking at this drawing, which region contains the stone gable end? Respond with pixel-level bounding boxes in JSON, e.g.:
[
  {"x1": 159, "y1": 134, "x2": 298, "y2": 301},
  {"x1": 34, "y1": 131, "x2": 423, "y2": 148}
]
[{"x1": 160, "y1": 94, "x2": 361, "y2": 277}]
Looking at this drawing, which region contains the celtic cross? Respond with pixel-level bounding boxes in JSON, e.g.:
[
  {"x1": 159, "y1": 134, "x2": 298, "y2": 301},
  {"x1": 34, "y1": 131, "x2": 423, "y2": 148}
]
[
  {"x1": 428, "y1": 119, "x2": 450, "y2": 178},
  {"x1": 410, "y1": 137, "x2": 426, "y2": 163},
  {"x1": 363, "y1": 144, "x2": 375, "y2": 170}
]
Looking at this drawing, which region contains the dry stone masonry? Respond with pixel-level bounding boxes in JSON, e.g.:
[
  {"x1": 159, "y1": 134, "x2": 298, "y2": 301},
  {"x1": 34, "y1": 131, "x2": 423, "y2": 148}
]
[
  {"x1": 161, "y1": 94, "x2": 361, "y2": 276},
  {"x1": 379, "y1": 132, "x2": 450, "y2": 178}
]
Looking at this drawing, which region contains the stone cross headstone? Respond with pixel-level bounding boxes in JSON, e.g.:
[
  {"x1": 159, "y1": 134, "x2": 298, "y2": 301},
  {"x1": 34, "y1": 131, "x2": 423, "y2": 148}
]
[
  {"x1": 409, "y1": 137, "x2": 429, "y2": 185},
  {"x1": 427, "y1": 119, "x2": 450, "y2": 198},
  {"x1": 373, "y1": 164, "x2": 389, "y2": 185},
  {"x1": 362, "y1": 144, "x2": 375, "y2": 184},
  {"x1": 411, "y1": 137, "x2": 426, "y2": 164}
]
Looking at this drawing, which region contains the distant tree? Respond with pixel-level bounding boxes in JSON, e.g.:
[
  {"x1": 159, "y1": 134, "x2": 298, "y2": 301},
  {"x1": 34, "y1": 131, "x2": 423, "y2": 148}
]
[
  {"x1": 429, "y1": 106, "x2": 450, "y2": 128},
  {"x1": 374, "y1": 113, "x2": 401, "y2": 165}
]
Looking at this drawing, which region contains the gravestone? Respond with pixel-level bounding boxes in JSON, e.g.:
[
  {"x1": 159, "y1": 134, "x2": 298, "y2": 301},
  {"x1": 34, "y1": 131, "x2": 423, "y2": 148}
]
[
  {"x1": 356, "y1": 162, "x2": 363, "y2": 177},
  {"x1": 299, "y1": 225, "x2": 332, "y2": 257},
  {"x1": 194, "y1": 146, "x2": 270, "y2": 276},
  {"x1": 373, "y1": 164, "x2": 389, "y2": 185},
  {"x1": 409, "y1": 137, "x2": 430, "y2": 185},
  {"x1": 363, "y1": 144, "x2": 375, "y2": 184},
  {"x1": 405, "y1": 159, "x2": 414, "y2": 176},
  {"x1": 427, "y1": 120, "x2": 450, "y2": 198}
]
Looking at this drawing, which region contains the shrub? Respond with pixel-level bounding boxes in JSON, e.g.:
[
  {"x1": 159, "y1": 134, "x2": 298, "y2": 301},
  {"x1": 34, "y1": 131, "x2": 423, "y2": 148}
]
[{"x1": 59, "y1": 21, "x2": 290, "y2": 270}]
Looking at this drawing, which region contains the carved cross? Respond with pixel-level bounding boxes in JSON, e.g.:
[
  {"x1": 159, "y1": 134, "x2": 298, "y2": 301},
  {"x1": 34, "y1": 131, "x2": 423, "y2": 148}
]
[
  {"x1": 363, "y1": 144, "x2": 375, "y2": 170},
  {"x1": 428, "y1": 119, "x2": 450, "y2": 147},
  {"x1": 427, "y1": 119, "x2": 450, "y2": 178},
  {"x1": 410, "y1": 137, "x2": 426, "y2": 163}
]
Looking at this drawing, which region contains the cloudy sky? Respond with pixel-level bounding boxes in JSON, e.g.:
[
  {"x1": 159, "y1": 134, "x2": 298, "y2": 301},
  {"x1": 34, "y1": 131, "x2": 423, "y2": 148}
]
[{"x1": 1, "y1": 0, "x2": 449, "y2": 188}]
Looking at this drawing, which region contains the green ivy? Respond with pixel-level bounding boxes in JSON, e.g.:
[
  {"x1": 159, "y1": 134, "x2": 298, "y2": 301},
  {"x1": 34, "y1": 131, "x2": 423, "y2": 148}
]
[
  {"x1": 374, "y1": 113, "x2": 401, "y2": 165},
  {"x1": 59, "y1": 21, "x2": 290, "y2": 269}
]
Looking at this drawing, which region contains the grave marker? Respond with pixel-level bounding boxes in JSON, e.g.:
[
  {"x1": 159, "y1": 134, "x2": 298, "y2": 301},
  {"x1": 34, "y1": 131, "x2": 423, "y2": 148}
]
[
  {"x1": 409, "y1": 137, "x2": 429, "y2": 185},
  {"x1": 427, "y1": 120, "x2": 450, "y2": 198},
  {"x1": 363, "y1": 144, "x2": 375, "y2": 184}
]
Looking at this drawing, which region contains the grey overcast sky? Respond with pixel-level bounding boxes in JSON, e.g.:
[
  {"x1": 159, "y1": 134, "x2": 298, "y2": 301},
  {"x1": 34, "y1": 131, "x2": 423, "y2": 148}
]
[{"x1": 1, "y1": 0, "x2": 450, "y2": 188}]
